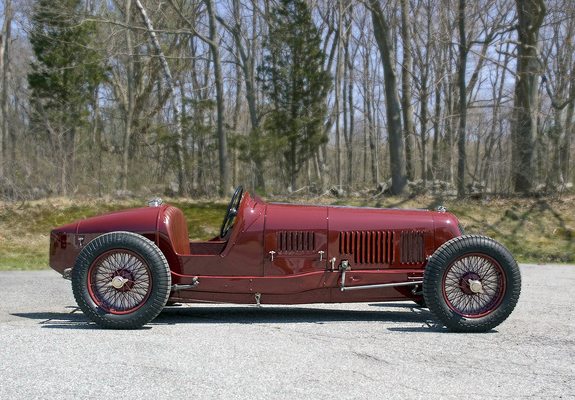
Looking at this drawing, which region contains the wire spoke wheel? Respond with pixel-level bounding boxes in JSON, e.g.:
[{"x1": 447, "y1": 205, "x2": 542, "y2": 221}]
[
  {"x1": 423, "y1": 235, "x2": 521, "y2": 332},
  {"x1": 72, "y1": 232, "x2": 171, "y2": 329},
  {"x1": 442, "y1": 254, "x2": 505, "y2": 318},
  {"x1": 88, "y1": 250, "x2": 152, "y2": 314}
]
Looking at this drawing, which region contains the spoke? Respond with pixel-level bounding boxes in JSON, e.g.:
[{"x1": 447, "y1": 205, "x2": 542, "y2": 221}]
[
  {"x1": 443, "y1": 255, "x2": 505, "y2": 316},
  {"x1": 90, "y1": 251, "x2": 152, "y2": 313}
]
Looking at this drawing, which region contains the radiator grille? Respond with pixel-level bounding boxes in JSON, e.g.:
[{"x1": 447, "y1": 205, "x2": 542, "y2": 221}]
[
  {"x1": 400, "y1": 231, "x2": 425, "y2": 263},
  {"x1": 277, "y1": 231, "x2": 315, "y2": 253},
  {"x1": 338, "y1": 231, "x2": 395, "y2": 264}
]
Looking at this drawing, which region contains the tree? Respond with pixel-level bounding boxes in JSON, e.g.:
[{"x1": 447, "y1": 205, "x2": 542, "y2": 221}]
[
  {"x1": 205, "y1": 0, "x2": 229, "y2": 196},
  {"x1": 134, "y1": 0, "x2": 187, "y2": 196},
  {"x1": 456, "y1": 0, "x2": 468, "y2": 197},
  {"x1": 512, "y1": 0, "x2": 546, "y2": 194},
  {"x1": 217, "y1": 0, "x2": 266, "y2": 192},
  {"x1": 28, "y1": 0, "x2": 104, "y2": 195},
  {"x1": 259, "y1": 0, "x2": 331, "y2": 191},
  {"x1": 0, "y1": 0, "x2": 13, "y2": 179},
  {"x1": 168, "y1": 0, "x2": 229, "y2": 196},
  {"x1": 369, "y1": 0, "x2": 407, "y2": 195},
  {"x1": 400, "y1": 0, "x2": 415, "y2": 181}
]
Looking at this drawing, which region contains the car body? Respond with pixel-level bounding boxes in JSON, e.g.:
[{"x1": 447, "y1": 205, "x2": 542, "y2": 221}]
[{"x1": 49, "y1": 187, "x2": 521, "y2": 332}]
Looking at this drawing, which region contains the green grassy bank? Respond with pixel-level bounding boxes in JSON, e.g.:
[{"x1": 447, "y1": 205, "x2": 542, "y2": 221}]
[{"x1": 0, "y1": 195, "x2": 573, "y2": 270}]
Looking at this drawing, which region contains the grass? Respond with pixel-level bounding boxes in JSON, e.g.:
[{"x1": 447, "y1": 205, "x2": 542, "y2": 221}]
[{"x1": 0, "y1": 194, "x2": 573, "y2": 270}]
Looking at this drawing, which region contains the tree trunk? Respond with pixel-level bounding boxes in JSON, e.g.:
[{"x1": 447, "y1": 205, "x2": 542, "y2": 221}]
[
  {"x1": 224, "y1": 0, "x2": 265, "y2": 192},
  {"x1": 342, "y1": 19, "x2": 354, "y2": 190},
  {"x1": 482, "y1": 45, "x2": 510, "y2": 189},
  {"x1": 512, "y1": 0, "x2": 546, "y2": 194},
  {"x1": 347, "y1": 52, "x2": 354, "y2": 190},
  {"x1": 92, "y1": 86, "x2": 103, "y2": 197},
  {"x1": 363, "y1": 43, "x2": 378, "y2": 186},
  {"x1": 334, "y1": 3, "x2": 343, "y2": 189},
  {"x1": 370, "y1": 0, "x2": 407, "y2": 195},
  {"x1": 121, "y1": 0, "x2": 134, "y2": 192},
  {"x1": 456, "y1": 0, "x2": 468, "y2": 198},
  {"x1": 205, "y1": 0, "x2": 229, "y2": 196},
  {"x1": 400, "y1": 0, "x2": 415, "y2": 181},
  {"x1": 564, "y1": 68, "x2": 575, "y2": 185},
  {"x1": 431, "y1": 84, "x2": 441, "y2": 182},
  {"x1": 0, "y1": 0, "x2": 13, "y2": 179},
  {"x1": 420, "y1": 77, "x2": 429, "y2": 186},
  {"x1": 135, "y1": 0, "x2": 187, "y2": 195}
]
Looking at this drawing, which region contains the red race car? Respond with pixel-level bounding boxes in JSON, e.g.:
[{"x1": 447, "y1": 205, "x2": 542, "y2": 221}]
[{"x1": 49, "y1": 186, "x2": 521, "y2": 332}]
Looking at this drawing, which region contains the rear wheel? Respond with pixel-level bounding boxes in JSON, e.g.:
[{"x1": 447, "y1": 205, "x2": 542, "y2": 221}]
[
  {"x1": 423, "y1": 235, "x2": 521, "y2": 332},
  {"x1": 72, "y1": 232, "x2": 171, "y2": 329}
]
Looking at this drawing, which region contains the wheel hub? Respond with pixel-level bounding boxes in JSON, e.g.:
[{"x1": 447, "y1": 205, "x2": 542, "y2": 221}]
[
  {"x1": 459, "y1": 272, "x2": 481, "y2": 295},
  {"x1": 111, "y1": 275, "x2": 129, "y2": 289},
  {"x1": 468, "y1": 279, "x2": 484, "y2": 294}
]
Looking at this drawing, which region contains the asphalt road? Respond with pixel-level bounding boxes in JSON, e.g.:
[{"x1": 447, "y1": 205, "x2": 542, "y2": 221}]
[{"x1": 0, "y1": 264, "x2": 574, "y2": 400}]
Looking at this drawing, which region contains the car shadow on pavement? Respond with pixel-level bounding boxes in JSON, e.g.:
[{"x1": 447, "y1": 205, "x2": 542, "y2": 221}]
[
  {"x1": 152, "y1": 304, "x2": 438, "y2": 328},
  {"x1": 11, "y1": 304, "x2": 449, "y2": 331},
  {"x1": 11, "y1": 307, "x2": 96, "y2": 329}
]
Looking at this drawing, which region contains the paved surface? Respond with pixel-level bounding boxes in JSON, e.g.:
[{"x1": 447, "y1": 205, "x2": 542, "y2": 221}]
[{"x1": 0, "y1": 265, "x2": 574, "y2": 399}]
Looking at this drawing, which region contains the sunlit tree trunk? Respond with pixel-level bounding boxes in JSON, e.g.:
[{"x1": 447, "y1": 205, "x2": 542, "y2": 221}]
[
  {"x1": 456, "y1": 0, "x2": 468, "y2": 198},
  {"x1": 400, "y1": 0, "x2": 415, "y2": 181},
  {"x1": 512, "y1": 0, "x2": 546, "y2": 194},
  {"x1": 370, "y1": 0, "x2": 407, "y2": 195},
  {"x1": 0, "y1": 0, "x2": 13, "y2": 179}
]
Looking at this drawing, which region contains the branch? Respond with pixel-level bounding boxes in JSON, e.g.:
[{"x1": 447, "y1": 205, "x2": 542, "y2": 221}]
[
  {"x1": 541, "y1": 75, "x2": 575, "y2": 110},
  {"x1": 166, "y1": 0, "x2": 215, "y2": 47}
]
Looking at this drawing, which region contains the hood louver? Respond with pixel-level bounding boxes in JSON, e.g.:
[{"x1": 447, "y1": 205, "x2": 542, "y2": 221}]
[
  {"x1": 400, "y1": 231, "x2": 425, "y2": 264},
  {"x1": 277, "y1": 231, "x2": 315, "y2": 253},
  {"x1": 339, "y1": 230, "x2": 426, "y2": 265},
  {"x1": 338, "y1": 231, "x2": 395, "y2": 264}
]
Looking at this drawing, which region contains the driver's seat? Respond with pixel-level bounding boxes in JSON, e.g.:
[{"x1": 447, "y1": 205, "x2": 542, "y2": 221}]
[{"x1": 163, "y1": 206, "x2": 190, "y2": 255}]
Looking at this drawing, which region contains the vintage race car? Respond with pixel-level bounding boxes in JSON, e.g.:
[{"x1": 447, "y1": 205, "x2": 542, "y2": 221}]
[{"x1": 49, "y1": 186, "x2": 521, "y2": 332}]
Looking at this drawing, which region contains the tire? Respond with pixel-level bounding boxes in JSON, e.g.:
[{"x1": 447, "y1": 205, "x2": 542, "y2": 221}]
[
  {"x1": 423, "y1": 235, "x2": 521, "y2": 333},
  {"x1": 72, "y1": 232, "x2": 171, "y2": 329},
  {"x1": 413, "y1": 298, "x2": 427, "y2": 308}
]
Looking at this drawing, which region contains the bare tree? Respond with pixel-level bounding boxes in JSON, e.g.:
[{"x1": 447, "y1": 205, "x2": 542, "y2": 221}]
[
  {"x1": 205, "y1": 0, "x2": 229, "y2": 196},
  {"x1": 540, "y1": 0, "x2": 575, "y2": 187},
  {"x1": 134, "y1": 0, "x2": 187, "y2": 195},
  {"x1": 217, "y1": 0, "x2": 266, "y2": 192},
  {"x1": 512, "y1": 0, "x2": 546, "y2": 194},
  {"x1": 400, "y1": 0, "x2": 415, "y2": 181},
  {"x1": 0, "y1": 0, "x2": 12, "y2": 179},
  {"x1": 120, "y1": 0, "x2": 135, "y2": 193},
  {"x1": 456, "y1": 0, "x2": 468, "y2": 197},
  {"x1": 369, "y1": 0, "x2": 407, "y2": 195}
]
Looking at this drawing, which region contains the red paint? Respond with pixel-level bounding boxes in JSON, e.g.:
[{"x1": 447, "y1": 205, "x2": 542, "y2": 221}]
[{"x1": 50, "y1": 191, "x2": 463, "y2": 305}]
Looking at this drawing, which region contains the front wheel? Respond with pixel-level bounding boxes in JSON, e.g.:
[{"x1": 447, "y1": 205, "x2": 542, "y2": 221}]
[
  {"x1": 423, "y1": 235, "x2": 521, "y2": 332},
  {"x1": 72, "y1": 232, "x2": 171, "y2": 329}
]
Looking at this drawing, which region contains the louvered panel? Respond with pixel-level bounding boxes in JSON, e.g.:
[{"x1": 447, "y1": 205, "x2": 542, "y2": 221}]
[
  {"x1": 400, "y1": 231, "x2": 425, "y2": 264},
  {"x1": 338, "y1": 231, "x2": 394, "y2": 264},
  {"x1": 277, "y1": 231, "x2": 315, "y2": 253}
]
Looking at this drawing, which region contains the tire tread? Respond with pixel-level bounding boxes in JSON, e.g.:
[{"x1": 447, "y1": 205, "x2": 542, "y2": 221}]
[
  {"x1": 71, "y1": 231, "x2": 171, "y2": 329},
  {"x1": 423, "y1": 235, "x2": 521, "y2": 332}
]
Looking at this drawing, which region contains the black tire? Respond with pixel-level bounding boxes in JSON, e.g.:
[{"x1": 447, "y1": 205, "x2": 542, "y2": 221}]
[
  {"x1": 72, "y1": 231, "x2": 171, "y2": 329},
  {"x1": 413, "y1": 298, "x2": 427, "y2": 308},
  {"x1": 423, "y1": 235, "x2": 521, "y2": 333}
]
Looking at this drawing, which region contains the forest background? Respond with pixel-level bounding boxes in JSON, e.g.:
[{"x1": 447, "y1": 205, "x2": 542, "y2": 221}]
[{"x1": 0, "y1": 0, "x2": 571, "y2": 199}]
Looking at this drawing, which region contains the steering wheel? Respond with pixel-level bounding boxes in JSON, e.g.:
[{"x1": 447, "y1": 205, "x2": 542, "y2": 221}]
[{"x1": 220, "y1": 186, "x2": 244, "y2": 238}]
